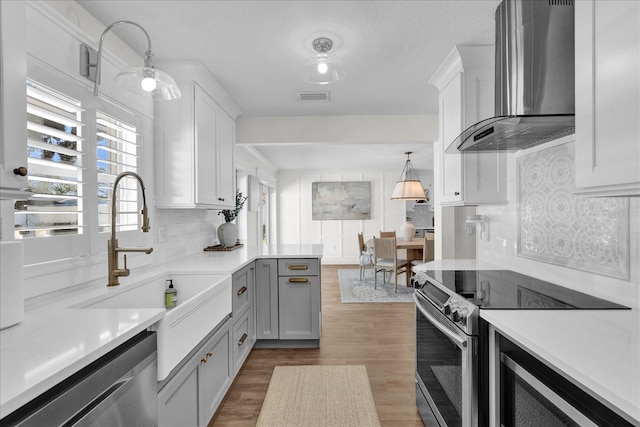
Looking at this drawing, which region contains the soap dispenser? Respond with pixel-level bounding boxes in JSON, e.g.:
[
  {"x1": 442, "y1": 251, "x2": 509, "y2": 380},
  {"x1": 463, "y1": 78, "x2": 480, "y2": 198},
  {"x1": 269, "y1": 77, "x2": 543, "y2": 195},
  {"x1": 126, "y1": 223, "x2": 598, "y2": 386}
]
[{"x1": 165, "y1": 279, "x2": 177, "y2": 309}]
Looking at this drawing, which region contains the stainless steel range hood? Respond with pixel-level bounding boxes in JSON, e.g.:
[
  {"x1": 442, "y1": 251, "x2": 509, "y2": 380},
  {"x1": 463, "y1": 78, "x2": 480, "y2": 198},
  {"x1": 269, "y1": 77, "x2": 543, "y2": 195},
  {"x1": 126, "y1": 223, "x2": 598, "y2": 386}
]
[{"x1": 446, "y1": 0, "x2": 575, "y2": 153}]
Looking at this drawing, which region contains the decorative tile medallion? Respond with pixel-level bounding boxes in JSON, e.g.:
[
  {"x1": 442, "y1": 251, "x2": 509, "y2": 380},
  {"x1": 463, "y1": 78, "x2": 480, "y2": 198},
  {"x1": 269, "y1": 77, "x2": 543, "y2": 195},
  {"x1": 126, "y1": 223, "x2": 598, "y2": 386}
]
[{"x1": 517, "y1": 143, "x2": 629, "y2": 279}]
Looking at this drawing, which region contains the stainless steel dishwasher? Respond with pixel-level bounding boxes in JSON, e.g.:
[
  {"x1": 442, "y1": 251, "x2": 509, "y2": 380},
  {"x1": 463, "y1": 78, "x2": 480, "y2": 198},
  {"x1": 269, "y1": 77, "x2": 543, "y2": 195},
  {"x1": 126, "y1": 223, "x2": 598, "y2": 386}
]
[{"x1": 1, "y1": 331, "x2": 158, "y2": 427}]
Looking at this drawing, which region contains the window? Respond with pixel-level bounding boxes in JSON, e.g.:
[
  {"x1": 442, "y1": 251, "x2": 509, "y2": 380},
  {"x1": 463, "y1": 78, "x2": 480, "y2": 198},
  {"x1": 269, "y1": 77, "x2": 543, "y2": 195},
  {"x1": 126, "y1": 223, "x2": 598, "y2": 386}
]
[
  {"x1": 15, "y1": 78, "x2": 143, "y2": 266},
  {"x1": 15, "y1": 81, "x2": 84, "y2": 239},
  {"x1": 96, "y1": 111, "x2": 140, "y2": 234}
]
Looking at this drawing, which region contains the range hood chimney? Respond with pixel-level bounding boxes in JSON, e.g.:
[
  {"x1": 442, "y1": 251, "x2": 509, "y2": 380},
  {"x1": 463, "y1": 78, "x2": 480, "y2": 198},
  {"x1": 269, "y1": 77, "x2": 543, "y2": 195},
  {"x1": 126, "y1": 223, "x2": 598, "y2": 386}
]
[{"x1": 446, "y1": 0, "x2": 575, "y2": 153}]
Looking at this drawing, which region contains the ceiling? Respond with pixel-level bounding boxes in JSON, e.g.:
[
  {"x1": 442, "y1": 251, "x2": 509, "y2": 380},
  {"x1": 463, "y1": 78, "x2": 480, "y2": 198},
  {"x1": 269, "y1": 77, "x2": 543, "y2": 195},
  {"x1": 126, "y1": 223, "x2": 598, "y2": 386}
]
[{"x1": 76, "y1": 0, "x2": 500, "y2": 172}]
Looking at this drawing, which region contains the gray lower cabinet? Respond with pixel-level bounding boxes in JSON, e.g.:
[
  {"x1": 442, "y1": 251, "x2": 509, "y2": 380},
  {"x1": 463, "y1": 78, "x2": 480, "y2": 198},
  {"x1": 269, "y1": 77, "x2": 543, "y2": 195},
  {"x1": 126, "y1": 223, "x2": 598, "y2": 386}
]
[
  {"x1": 255, "y1": 259, "x2": 279, "y2": 339},
  {"x1": 158, "y1": 319, "x2": 232, "y2": 427},
  {"x1": 231, "y1": 263, "x2": 255, "y2": 374},
  {"x1": 158, "y1": 263, "x2": 256, "y2": 426},
  {"x1": 232, "y1": 307, "x2": 254, "y2": 375},
  {"x1": 255, "y1": 258, "x2": 321, "y2": 344},
  {"x1": 278, "y1": 275, "x2": 321, "y2": 340}
]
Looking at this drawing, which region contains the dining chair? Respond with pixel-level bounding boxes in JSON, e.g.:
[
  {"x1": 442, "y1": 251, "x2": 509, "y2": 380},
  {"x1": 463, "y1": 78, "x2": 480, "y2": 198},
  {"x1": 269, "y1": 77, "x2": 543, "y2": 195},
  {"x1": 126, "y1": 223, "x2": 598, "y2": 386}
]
[
  {"x1": 358, "y1": 232, "x2": 374, "y2": 279},
  {"x1": 373, "y1": 237, "x2": 408, "y2": 293},
  {"x1": 380, "y1": 230, "x2": 402, "y2": 267},
  {"x1": 411, "y1": 233, "x2": 435, "y2": 268}
]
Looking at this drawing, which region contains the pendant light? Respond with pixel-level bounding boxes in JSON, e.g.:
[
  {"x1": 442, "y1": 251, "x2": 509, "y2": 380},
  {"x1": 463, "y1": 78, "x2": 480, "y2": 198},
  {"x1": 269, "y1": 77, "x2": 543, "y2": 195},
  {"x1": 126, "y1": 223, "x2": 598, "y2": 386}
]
[
  {"x1": 80, "y1": 20, "x2": 181, "y2": 100},
  {"x1": 391, "y1": 152, "x2": 426, "y2": 200},
  {"x1": 302, "y1": 37, "x2": 344, "y2": 85}
]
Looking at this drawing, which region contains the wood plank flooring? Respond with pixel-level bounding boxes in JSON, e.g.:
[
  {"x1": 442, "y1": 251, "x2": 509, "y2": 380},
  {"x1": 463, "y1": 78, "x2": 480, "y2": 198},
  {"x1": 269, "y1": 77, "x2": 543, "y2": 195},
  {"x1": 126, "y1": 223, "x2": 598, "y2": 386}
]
[{"x1": 209, "y1": 265, "x2": 424, "y2": 427}]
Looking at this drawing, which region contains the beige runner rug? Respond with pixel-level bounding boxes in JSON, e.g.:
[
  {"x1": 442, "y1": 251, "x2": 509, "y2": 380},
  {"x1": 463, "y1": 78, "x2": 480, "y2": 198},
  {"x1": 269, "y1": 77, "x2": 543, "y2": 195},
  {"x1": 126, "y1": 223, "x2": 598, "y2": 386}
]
[{"x1": 256, "y1": 365, "x2": 382, "y2": 427}]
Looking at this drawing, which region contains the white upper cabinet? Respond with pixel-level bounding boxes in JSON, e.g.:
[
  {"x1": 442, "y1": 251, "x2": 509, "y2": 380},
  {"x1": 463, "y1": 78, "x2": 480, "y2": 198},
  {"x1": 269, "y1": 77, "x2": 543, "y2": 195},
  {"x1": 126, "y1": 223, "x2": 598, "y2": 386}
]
[
  {"x1": 0, "y1": 1, "x2": 28, "y2": 200},
  {"x1": 429, "y1": 46, "x2": 507, "y2": 206},
  {"x1": 154, "y1": 61, "x2": 238, "y2": 209},
  {"x1": 574, "y1": 0, "x2": 640, "y2": 197},
  {"x1": 216, "y1": 111, "x2": 235, "y2": 207}
]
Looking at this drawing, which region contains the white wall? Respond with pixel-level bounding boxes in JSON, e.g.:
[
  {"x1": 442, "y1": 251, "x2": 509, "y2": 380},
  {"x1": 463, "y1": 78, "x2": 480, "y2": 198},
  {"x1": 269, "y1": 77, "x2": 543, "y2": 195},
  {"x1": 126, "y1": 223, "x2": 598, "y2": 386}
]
[
  {"x1": 277, "y1": 169, "x2": 432, "y2": 265},
  {"x1": 237, "y1": 115, "x2": 437, "y2": 145},
  {"x1": 476, "y1": 137, "x2": 640, "y2": 308}
]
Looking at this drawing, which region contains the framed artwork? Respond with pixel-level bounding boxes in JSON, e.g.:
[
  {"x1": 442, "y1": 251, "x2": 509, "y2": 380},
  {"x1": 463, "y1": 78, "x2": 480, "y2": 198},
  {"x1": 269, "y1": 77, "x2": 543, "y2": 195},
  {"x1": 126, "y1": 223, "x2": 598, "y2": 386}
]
[{"x1": 312, "y1": 182, "x2": 370, "y2": 220}]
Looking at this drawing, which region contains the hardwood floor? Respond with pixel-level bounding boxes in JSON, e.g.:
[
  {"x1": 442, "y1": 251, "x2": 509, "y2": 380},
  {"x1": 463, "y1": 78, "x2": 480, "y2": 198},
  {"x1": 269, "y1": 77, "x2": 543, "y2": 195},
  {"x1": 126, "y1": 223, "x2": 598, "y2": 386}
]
[{"x1": 209, "y1": 265, "x2": 424, "y2": 427}]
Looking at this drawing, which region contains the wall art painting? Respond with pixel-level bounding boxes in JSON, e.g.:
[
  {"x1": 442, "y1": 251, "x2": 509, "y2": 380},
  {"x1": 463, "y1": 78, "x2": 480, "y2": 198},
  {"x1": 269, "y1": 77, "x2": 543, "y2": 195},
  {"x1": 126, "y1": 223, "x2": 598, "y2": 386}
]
[{"x1": 312, "y1": 182, "x2": 370, "y2": 220}]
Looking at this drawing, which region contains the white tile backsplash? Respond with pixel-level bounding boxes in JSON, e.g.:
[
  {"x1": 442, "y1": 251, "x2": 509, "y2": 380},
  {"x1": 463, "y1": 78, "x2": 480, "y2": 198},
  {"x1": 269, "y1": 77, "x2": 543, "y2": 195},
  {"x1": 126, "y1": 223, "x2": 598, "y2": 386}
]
[
  {"x1": 517, "y1": 143, "x2": 630, "y2": 279},
  {"x1": 477, "y1": 138, "x2": 639, "y2": 308}
]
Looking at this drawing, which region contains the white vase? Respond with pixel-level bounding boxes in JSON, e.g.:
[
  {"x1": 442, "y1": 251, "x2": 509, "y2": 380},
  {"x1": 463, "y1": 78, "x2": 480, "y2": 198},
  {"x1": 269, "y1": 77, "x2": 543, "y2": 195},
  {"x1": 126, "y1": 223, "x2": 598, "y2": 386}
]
[
  {"x1": 399, "y1": 220, "x2": 415, "y2": 242},
  {"x1": 218, "y1": 222, "x2": 238, "y2": 248}
]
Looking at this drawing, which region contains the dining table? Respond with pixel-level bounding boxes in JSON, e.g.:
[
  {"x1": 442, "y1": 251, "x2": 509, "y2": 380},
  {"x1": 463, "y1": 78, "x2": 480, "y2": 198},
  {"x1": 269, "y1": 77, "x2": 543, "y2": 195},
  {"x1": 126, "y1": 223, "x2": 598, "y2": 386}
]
[{"x1": 366, "y1": 236, "x2": 429, "y2": 287}]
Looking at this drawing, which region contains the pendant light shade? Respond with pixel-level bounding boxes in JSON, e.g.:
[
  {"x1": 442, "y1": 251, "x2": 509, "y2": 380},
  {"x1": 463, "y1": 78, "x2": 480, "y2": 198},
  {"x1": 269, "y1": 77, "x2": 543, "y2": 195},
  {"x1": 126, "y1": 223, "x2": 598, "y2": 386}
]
[
  {"x1": 114, "y1": 65, "x2": 181, "y2": 100},
  {"x1": 80, "y1": 20, "x2": 181, "y2": 100},
  {"x1": 391, "y1": 152, "x2": 427, "y2": 200},
  {"x1": 302, "y1": 37, "x2": 344, "y2": 85}
]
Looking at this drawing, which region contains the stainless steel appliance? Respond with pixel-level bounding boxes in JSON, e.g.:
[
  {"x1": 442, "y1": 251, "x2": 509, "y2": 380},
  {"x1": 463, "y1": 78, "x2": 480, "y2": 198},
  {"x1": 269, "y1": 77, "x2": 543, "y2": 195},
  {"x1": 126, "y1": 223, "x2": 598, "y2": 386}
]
[
  {"x1": 446, "y1": 0, "x2": 575, "y2": 153},
  {"x1": 412, "y1": 269, "x2": 629, "y2": 427},
  {"x1": 496, "y1": 333, "x2": 634, "y2": 427},
  {"x1": 1, "y1": 331, "x2": 157, "y2": 427}
]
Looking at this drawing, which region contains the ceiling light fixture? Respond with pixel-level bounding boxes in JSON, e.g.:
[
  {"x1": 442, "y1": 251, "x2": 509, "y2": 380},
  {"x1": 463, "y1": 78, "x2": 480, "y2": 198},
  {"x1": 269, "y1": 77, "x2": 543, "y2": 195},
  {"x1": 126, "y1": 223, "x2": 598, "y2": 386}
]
[
  {"x1": 302, "y1": 37, "x2": 344, "y2": 85},
  {"x1": 391, "y1": 152, "x2": 427, "y2": 200},
  {"x1": 80, "y1": 20, "x2": 181, "y2": 100}
]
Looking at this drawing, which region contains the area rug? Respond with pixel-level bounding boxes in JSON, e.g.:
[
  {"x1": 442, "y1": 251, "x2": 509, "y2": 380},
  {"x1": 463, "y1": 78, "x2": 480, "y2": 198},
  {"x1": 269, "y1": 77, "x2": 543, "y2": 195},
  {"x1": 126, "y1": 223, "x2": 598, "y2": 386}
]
[
  {"x1": 256, "y1": 365, "x2": 381, "y2": 427},
  {"x1": 338, "y1": 269, "x2": 415, "y2": 303}
]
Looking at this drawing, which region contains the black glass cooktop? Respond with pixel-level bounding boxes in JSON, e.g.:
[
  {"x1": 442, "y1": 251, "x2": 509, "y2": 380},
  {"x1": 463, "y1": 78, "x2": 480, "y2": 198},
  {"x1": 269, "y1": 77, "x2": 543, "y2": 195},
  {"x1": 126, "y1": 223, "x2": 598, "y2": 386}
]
[{"x1": 423, "y1": 270, "x2": 629, "y2": 310}]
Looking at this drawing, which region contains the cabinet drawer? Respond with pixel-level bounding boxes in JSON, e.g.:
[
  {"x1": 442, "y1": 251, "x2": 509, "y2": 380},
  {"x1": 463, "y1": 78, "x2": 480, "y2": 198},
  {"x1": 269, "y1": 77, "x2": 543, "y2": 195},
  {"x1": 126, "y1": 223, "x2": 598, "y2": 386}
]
[
  {"x1": 231, "y1": 263, "x2": 253, "y2": 318},
  {"x1": 278, "y1": 258, "x2": 319, "y2": 276},
  {"x1": 232, "y1": 308, "x2": 254, "y2": 375}
]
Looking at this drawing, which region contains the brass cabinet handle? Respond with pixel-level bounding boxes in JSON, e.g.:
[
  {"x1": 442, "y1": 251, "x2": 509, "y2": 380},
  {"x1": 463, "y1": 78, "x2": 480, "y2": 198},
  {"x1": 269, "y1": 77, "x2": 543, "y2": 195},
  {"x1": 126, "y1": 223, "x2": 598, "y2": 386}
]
[
  {"x1": 237, "y1": 286, "x2": 247, "y2": 296},
  {"x1": 287, "y1": 265, "x2": 309, "y2": 270},
  {"x1": 288, "y1": 277, "x2": 308, "y2": 283},
  {"x1": 218, "y1": 197, "x2": 225, "y2": 201},
  {"x1": 454, "y1": 191, "x2": 460, "y2": 196},
  {"x1": 201, "y1": 351, "x2": 214, "y2": 363},
  {"x1": 13, "y1": 167, "x2": 28, "y2": 176},
  {"x1": 238, "y1": 333, "x2": 248, "y2": 346}
]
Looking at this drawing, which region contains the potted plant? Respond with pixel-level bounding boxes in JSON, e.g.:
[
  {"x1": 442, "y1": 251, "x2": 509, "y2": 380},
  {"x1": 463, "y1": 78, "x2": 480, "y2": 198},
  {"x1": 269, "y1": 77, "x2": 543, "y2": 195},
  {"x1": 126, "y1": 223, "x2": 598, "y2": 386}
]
[{"x1": 217, "y1": 190, "x2": 247, "y2": 247}]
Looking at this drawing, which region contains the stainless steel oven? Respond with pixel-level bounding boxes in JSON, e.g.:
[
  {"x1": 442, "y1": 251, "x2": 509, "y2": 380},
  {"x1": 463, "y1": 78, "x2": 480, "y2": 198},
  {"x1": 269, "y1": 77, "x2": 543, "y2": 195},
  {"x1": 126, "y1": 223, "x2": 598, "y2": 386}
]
[
  {"x1": 414, "y1": 291, "x2": 478, "y2": 427},
  {"x1": 412, "y1": 269, "x2": 629, "y2": 427},
  {"x1": 492, "y1": 330, "x2": 635, "y2": 427}
]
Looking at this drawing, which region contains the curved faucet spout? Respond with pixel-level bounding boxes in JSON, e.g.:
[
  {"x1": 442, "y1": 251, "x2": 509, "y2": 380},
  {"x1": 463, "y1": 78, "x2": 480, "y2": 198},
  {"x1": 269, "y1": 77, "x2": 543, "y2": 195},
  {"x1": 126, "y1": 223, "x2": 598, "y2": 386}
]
[
  {"x1": 111, "y1": 171, "x2": 150, "y2": 234},
  {"x1": 108, "y1": 171, "x2": 153, "y2": 286}
]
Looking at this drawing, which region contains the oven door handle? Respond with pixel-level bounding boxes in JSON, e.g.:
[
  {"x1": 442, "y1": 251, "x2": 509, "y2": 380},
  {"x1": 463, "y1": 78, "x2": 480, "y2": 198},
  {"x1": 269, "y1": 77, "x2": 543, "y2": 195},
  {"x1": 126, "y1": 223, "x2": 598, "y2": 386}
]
[{"x1": 413, "y1": 293, "x2": 467, "y2": 348}]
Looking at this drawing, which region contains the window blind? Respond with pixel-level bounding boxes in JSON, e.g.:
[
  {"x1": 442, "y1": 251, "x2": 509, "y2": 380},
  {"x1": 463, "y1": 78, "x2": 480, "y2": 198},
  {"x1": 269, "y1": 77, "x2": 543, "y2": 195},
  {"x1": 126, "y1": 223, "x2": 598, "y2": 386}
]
[
  {"x1": 96, "y1": 112, "x2": 140, "y2": 233},
  {"x1": 15, "y1": 81, "x2": 84, "y2": 239}
]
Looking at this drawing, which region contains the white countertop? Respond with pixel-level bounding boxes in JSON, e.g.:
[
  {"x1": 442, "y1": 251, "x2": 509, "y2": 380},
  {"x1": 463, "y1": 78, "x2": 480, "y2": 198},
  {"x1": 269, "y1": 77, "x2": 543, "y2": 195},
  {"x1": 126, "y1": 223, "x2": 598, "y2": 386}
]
[
  {"x1": 0, "y1": 244, "x2": 323, "y2": 419},
  {"x1": 164, "y1": 244, "x2": 324, "y2": 275},
  {"x1": 412, "y1": 258, "x2": 503, "y2": 272},
  {"x1": 482, "y1": 309, "x2": 640, "y2": 425},
  {"x1": 0, "y1": 308, "x2": 164, "y2": 417}
]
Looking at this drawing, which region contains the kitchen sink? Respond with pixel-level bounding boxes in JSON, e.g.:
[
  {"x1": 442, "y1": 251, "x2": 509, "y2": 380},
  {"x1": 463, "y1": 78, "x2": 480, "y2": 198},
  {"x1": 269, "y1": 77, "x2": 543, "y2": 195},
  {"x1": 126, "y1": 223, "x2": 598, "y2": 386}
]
[{"x1": 79, "y1": 273, "x2": 232, "y2": 380}]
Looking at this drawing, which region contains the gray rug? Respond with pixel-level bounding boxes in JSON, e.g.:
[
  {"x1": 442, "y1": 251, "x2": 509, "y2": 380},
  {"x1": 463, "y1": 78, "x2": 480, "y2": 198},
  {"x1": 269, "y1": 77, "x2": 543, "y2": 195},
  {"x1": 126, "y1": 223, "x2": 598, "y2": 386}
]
[{"x1": 338, "y1": 269, "x2": 414, "y2": 303}]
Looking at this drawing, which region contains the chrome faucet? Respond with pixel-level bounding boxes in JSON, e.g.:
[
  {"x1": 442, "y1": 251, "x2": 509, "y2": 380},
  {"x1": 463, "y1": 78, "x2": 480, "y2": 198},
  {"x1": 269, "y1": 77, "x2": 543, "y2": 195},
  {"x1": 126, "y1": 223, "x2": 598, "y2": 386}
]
[{"x1": 107, "y1": 171, "x2": 153, "y2": 286}]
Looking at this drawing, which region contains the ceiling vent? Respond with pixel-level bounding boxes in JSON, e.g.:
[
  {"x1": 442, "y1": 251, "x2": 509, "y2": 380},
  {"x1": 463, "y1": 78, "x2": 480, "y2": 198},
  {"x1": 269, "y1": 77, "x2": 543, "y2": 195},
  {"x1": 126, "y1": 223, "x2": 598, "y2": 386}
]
[{"x1": 298, "y1": 91, "x2": 330, "y2": 102}]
